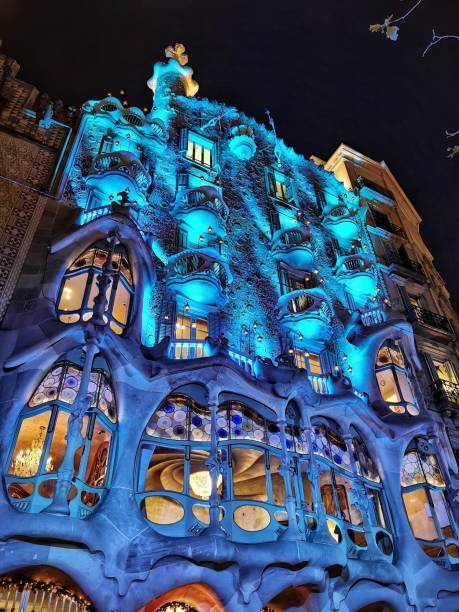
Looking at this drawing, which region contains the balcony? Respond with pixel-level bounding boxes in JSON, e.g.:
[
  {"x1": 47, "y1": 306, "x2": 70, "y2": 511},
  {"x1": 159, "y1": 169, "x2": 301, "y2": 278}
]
[
  {"x1": 271, "y1": 226, "x2": 314, "y2": 271},
  {"x1": 85, "y1": 151, "x2": 151, "y2": 207},
  {"x1": 335, "y1": 254, "x2": 377, "y2": 305},
  {"x1": 323, "y1": 204, "x2": 359, "y2": 242},
  {"x1": 171, "y1": 186, "x2": 229, "y2": 238},
  {"x1": 384, "y1": 254, "x2": 425, "y2": 279},
  {"x1": 167, "y1": 248, "x2": 232, "y2": 308},
  {"x1": 431, "y1": 379, "x2": 459, "y2": 406},
  {"x1": 276, "y1": 288, "x2": 333, "y2": 342},
  {"x1": 411, "y1": 305, "x2": 454, "y2": 335}
]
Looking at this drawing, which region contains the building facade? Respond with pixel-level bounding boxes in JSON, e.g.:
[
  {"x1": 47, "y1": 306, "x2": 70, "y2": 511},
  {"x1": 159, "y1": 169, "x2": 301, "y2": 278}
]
[{"x1": 0, "y1": 44, "x2": 458, "y2": 612}]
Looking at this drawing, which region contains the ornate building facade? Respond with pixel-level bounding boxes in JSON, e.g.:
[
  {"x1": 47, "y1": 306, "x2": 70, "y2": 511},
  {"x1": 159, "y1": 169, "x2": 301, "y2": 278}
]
[{"x1": 0, "y1": 44, "x2": 458, "y2": 611}]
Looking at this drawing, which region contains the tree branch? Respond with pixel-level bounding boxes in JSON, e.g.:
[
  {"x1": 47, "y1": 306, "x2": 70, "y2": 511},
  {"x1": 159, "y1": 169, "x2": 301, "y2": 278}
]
[
  {"x1": 422, "y1": 29, "x2": 459, "y2": 57},
  {"x1": 392, "y1": 0, "x2": 423, "y2": 24}
]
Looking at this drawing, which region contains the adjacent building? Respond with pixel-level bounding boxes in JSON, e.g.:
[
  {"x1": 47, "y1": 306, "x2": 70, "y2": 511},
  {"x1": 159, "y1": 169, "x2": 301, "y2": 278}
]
[{"x1": 0, "y1": 43, "x2": 458, "y2": 611}]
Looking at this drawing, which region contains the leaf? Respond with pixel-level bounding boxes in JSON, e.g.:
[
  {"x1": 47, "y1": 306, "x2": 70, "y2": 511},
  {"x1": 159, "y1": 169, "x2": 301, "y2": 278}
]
[
  {"x1": 447, "y1": 145, "x2": 459, "y2": 159},
  {"x1": 386, "y1": 25, "x2": 400, "y2": 41}
]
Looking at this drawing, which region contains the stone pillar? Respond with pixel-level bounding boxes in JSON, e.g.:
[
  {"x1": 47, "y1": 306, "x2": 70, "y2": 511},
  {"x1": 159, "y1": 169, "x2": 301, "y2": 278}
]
[
  {"x1": 343, "y1": 433, "x2": 380, "y2": 557},
  {"x1": 204, "y1": 387, "x2": 226, "y2": 537},
  {"x1": 278, "y1": 418, "x2": 303, "y2": 541},
  {"x1": 43, "y1": 340, "x2": 99, "y2": 515}
]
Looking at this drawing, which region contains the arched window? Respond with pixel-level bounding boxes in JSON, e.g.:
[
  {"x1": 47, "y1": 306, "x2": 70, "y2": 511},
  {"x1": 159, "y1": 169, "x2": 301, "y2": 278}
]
[
  {"x1": 311, "y1": 421, "x2": 392, "y2": 555},
  {"x1": 136, "y1": 396, "x2": 309, "y2": 541},
  {"x1": 401, "y1": 438, "x2": 459, "y2": 566},
  {"x1": 6, "y1": 359, "x2": 116, "y2": 518},
  {"x1": 375, "y1": 341, "x2": 419, "y2": 416},
  {"x1": 57, "y1": 241, "x2": 134, "y2": 334}
]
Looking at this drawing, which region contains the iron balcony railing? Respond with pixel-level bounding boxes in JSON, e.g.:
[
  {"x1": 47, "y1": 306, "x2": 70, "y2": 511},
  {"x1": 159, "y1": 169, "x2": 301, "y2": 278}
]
[
  {"x1": 431, "y1": 379, "x2": 459, "y2": 405},
  {"x1": 384, "y1": 254, "x2": 424, "y2": 275},
  {"x1": 412, "y1": 305, "x2": 454, "y2": 335}
]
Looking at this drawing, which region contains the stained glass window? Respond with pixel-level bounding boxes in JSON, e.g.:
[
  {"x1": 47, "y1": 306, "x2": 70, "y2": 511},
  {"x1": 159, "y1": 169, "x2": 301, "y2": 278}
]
[
  {"x1": 352, "y1": 437, "x2": 380, "y2": 483},
  {"x1": 229, "y1": 403, "x2": 266, "y2": 443},
  {"x1": 28, "y1": 362, "x2": 116, "y2": 422},
  {"x1": 311, "y1": 423, "x2": 331, "y2": 460},
  {"x1": 7, "y1": 359, "x2": 116, "y2": 517}
]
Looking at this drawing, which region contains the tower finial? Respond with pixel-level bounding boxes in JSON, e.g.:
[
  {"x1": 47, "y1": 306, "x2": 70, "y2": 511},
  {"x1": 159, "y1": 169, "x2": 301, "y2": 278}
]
[{"x1": 164, "y1": 43, "x2": 189, "y2": 66}]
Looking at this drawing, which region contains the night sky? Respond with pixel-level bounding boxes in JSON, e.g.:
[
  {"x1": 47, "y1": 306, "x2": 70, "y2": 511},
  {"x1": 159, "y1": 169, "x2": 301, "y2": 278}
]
[{"x1": 2, "y1": 0, "x2": 458, "y2": 307}]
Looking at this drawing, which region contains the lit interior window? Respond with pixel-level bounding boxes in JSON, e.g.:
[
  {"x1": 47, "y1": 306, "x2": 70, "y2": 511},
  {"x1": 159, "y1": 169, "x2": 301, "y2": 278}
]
[
  {"x1": 57, "y1": 242, "x2": 134, "y2": 335},
  {"x1": 375, "y1": 341, "x2": 419, "y2": 415},
  {"x1": 401, "y1": 440, "x2": 459, "y2": 562},
  {"x1": 6, "y1": 360, "x2": 116, "y2": 516},
  {"x1": 185, "y1": 133, "x2": 213, "y2": 167}
]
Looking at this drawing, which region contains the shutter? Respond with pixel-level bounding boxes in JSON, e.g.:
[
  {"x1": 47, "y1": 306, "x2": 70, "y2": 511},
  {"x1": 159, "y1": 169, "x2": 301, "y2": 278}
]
[
  {"x1": 178, "y1": 229, "x2": 188, "y2": 250},
  {"x1": 277, "y1": 263, "x2": 286, "y2": 295},
  {"x1": 423, "y1": 353, "x2": 438, "y2": 382},
  {"x1": 179, "y1": 127, "x2": 188, "y2": 154},
  {"x1": 266, "y1": 168, "x2": 276, "y2": 197},
  {"x1": 207, "y1": 312, "x2": 221, "y2": 339},
  {"x1": 314, "y1": 187, "x2": 326, "y2": 212},
  {"x1": 213, "y1": 140, "x2": 221, "y2": 168},
  {"x1": 269, "y1": 209, "x2": 281, "y2": 235},
  {"x1": 287, "y1": 178, "x2": 297, "y2": 204},
  {"x1": 177, "y1": 172, "x2": 189, "y2": 189},
  {"x1": 321, "y1": 350, "x2": 335, "y2": 375},
  {"x1": 397, "y1": 285, "x2": 412, "y2": 312}
]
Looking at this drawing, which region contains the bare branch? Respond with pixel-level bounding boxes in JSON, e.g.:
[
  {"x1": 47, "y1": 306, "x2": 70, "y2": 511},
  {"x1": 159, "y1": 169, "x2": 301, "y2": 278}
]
[
  {"x1": 422, "y1": 29, "x2": 459, "y2": 57},
  {"x1": 391, "y1": 0, "x2": 423, "y2": 24}
]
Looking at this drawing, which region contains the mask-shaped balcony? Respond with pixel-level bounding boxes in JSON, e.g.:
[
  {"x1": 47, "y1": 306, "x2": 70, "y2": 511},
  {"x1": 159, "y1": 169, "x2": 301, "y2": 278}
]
[
  {"x1": 167, "y1": 248, "x2": 233, "y2": 308},
  {"x1": 171, "y1": 186, "x2": 229, "y2": 239},
  {"x1": 276, "y1": 288, "x2": 333, "y2": 342},
  {"x1": 334, "y1": 254, "x2": 377, "y2": 303},
  {"x1": 85, "y1": 151, "x2": 151, "y2": 207},
  {"x1": 271, "y1": 226, "x2": 314, "y2": 271},
  {"x1": 323, "y1": 204, "x2": 359, "y2": 242}
]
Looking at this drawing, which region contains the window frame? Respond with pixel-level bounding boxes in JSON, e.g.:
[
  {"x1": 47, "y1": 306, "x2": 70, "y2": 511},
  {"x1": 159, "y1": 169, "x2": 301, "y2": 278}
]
[
  {"x1": 57, "y1": 242, "x2": 134, "y2": 335},
  {"x1": 5, "y1": 361, "x2": 117, "y2": 517}
]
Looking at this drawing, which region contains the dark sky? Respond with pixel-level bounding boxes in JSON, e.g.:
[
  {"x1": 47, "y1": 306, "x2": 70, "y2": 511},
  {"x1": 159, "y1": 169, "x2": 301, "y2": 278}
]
[{"x1": 2, "y1": 0, "x2": 458, "y2": 307}]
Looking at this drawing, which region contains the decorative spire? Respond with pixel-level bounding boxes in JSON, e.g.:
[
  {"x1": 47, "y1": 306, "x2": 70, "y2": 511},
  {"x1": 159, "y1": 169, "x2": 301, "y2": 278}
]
[
  {"x1": 147, "y1": 42, "x2": 199, "y2": 102},
  {"x1": 164, "y1": 43, "x2": 189, "y2": 66}
]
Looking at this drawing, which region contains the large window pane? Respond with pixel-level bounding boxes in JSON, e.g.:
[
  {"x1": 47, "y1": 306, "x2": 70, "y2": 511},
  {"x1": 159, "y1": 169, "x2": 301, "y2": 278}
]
[
  {"x1": 189, "y1": 450, "x2": 211, "y2": 500},
  {"x1": 376, "y1": 369, "x2": 400, "y2": 403},
  {"x1": 8, "y1": 411, "x2": 52, "y2": 477},
  {"x1": 269, "y1": 454, "x2": 285, "y2": 506},
  {"x1": 431, "y1": 490, "x2": 456, "y2": 539},
  {"x1": 145, "y1": 446, "x2": 185, "y2": 493},
  {"x1": 85, "y1": 418, "x2": 111, "y2": 487},
  {"x1": 46, "y1": 411, "x2": 70, "y2": 473},
  {"x1": 232, "y1": 448, "x2": 267, "y2": 502},
  {"x1": 299, "y1": 462, "x2": 314, "y2": 511},
  {"x1": 112, "y1": 282, "x2": 130, "y2": 325},
  {"x1": 320, "y1": 469, "x2": 336, "y2": 516},
  {"x1": 58, "y1": 273, "x2": 88, "y2": 312},
  {"x1": 403, "y1": 488, "x2": 439, "y2": 541}
]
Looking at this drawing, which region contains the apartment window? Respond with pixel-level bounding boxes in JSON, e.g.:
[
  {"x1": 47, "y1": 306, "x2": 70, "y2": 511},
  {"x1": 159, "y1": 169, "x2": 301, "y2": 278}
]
[
  {"x1": 6, "y1": 360, "x2": 116, "y2": 516},
  {"x1": 295, "y1": 350, "x2": 322, "y2": 374},
  {"x1": 432, "y1": 359, "x2": 458, "y2": 385},
  {"x1": 185, "y1": 132, "x2": 213, "y2": 167},
  {"x1": 401, "y1": 439, "x2": 459, "y2": 564},
  {"x1": 375, "y1": 341, "x2": 419, "y2": 416},
  {"x1": 267, "y1": 168, "x2": 291, "y2": 203},
  {"x1": 174, "y1": 314, "x2": 208, "y2": 359},
  {"x1": 57, "y1": 242, "x2": 134, "y2": 335}
]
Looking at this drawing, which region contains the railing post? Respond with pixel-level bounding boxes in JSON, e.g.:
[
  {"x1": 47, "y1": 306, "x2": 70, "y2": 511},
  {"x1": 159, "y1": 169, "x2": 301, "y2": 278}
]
[
  {"x1": 43, "y1": 340, "x2": 98, "y2": 516},
  {"x1": 203, "y1": 387, "x2": 226, "y2": 537},
  {"x1": 278, "y1": 418, "x2": 303, "y2": 541}
]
